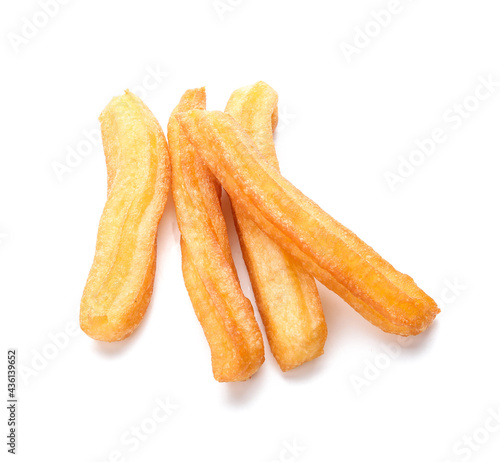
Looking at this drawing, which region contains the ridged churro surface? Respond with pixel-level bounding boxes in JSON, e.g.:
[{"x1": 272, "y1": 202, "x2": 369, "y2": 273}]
[
  {"x1": 80, "y1": 91, "x2": 169, "y2": 341},
  {"x1": 169, "y1": 89, "x2": 264, "y2": 381},
  {"x1": 226, "y1": 82, "x2": 327, "y2": 370},
  {"x1": 176, "y1": 110, "x2": 440, "y2": 336}
]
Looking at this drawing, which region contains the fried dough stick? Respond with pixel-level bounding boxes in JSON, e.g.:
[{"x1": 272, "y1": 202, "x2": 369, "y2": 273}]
[
  {"x1": 80, "y1": 91, "x2": 169, "y2": 341},
  {"x1": 176, "y1": 110, "x2": 440, "y2": 336},
  {"x1": 168, "y1": 88, "x2": 264, "y2": 382},
  {"x1": 226, "y1": 82, "x2": 327, "y2": 371}
]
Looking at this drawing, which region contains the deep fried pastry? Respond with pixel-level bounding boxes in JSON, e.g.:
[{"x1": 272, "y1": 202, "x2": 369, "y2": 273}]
[
  {"x1": 169, "y1": 88, "x2": 264, "y2": 382},
  {"x1": 80, "y1": 91, "x2": 170, "y2": 341},
  {"x1": 175, "y1": 110, "x2": 440, "y2": 336},
  {"x1": 226, "y1": 82, "x2": 327, "y2": 371}
]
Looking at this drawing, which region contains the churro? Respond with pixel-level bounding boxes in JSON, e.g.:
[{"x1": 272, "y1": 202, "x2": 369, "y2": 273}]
[
  {"x1": 80, "y1": 91, "x2": 169, "y2": 341},
  {"x1": 169, "y1": 88, "x2": 264, "y2": 381},
  {"x1": 226, "y1": 82, "x2": 327, "y2": 370},
  {"x1": 176, "y1": 110, "x2": 440, "y2": 336}
]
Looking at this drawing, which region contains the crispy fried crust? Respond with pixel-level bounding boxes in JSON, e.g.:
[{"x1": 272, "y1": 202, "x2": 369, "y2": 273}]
[
  {"x1": 169, "y1": 88, "x2": 264, "y2": 382},
  {"x1": 80, "y1": 91, "x2": 170, "y2": 341},
  {"x1": 226, "y1": 82, "x2": 327, "y2": 371},
  {"x1": 175, "y1": 110, "x2": 440, "y2": 336}
]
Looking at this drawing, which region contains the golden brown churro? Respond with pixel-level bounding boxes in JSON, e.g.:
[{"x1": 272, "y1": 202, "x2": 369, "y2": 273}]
[
  {"x1": 80, "y1": 91, "x2": 170, "y2": 341},
  {"x1": 168, "y1": 88, "x2": 264, "y2": 382},
  {"x1": 175, "y1": 110, "x2": 440, "y2": 336},
  {"x1": 226, "y1": 82, "x2": 327, "y2": 371}
]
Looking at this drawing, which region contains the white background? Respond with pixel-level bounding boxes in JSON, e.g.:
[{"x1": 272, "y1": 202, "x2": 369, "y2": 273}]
[{"x1": 1, "y1": 1, "x2": 500, "y2": 461}]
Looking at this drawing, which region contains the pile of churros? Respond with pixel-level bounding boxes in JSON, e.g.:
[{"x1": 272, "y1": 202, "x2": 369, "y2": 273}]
[{"x1": 80, "y1": 82, "x2": 440, "y2": 382}]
